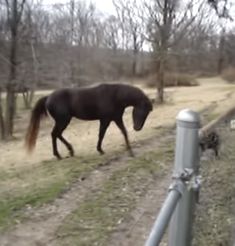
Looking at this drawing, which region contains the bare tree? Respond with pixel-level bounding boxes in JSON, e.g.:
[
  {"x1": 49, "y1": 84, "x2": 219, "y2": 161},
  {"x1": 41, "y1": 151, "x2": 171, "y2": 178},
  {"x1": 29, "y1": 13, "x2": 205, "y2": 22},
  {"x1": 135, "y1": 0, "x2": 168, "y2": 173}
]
[
  {"x1": 217, "y1": 26, "x2": 226, "y2": 74},
  {"x1": 0, "y1": 1, "x2": 8, "y2": 139},
  {"x1": 2, "y1": 0, "x2": 233, "y2": 138},
  {"x1": 207, "y1": 0, "x2": 233, "y2": 74},
  {"x1": 113, "y1": 0, "x2": 145, "y2": 76},
  {"x1": 18, "y1": 2, "x2": 40, "y2": 108},
  {"x1": 144, "y1": 0, "x2": 203, "y2": 102},
  {"x1": 69, "y1": 0, "x2": 75, "y2": 85},
  {"x1": 4, "y1": 0, "x2": 26, "y2": 138},
  {"x1": 103, "y1": 15, "x2": 120, "y2": 52},
  {"x1": 223, "y1": 28, "x2": 235, "y2": 67},
  {"x1": 32, "y1": 8, "x2": 52, "y2": 43},
  {"x1": 145, "y1": 0, "x2": 180, "y2": 102},
  {"x1": 49, "y1": 1, "x2": 99, "y2": 85},
  {"x1": 208, "y1": 0, "x2": 233, "y2": 20},
  {"x1": 170, "y1": 3, "x2": 218, "y2": 73},
  {"x1": 0, "y1": 87, "x2": 4, "y2": 139}
]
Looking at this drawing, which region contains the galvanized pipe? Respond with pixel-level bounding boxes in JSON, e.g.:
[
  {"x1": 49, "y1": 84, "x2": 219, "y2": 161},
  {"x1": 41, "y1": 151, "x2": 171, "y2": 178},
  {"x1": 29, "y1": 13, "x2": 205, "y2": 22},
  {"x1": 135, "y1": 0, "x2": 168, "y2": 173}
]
[
  {"x1": 145, "y1": 180, "x2": 185, "y2": 246},
  {"x1": 168, "y1": 109, "x2": 200, "y2": 246}
]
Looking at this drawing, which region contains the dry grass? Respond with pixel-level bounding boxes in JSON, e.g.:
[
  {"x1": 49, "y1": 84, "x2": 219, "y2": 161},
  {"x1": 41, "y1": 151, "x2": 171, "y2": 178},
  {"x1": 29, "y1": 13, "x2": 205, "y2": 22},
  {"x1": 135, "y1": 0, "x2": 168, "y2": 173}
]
[
  {"x1": 193, "y1": 129, "x2": 235, "y2": 246},
  {"x1": 0, "y1": 77, "x2": 234, "y2": 172}
]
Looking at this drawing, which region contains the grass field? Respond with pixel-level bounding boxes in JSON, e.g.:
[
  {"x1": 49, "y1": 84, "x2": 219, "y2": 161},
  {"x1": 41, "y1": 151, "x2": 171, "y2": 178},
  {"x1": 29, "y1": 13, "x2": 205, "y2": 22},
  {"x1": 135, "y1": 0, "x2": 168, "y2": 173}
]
[{"x1": 0, "y1": 77, "x2": 235, "y2": 245}]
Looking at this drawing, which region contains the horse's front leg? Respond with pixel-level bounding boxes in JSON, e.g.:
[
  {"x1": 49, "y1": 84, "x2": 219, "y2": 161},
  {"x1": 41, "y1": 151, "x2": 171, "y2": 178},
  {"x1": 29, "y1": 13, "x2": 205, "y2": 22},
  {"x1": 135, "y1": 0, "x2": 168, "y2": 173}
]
[
  {"x1": 58, "y1": 135, "x2": 74, "y2": 157},
  {"x1": 97, "y1": 119, "x2": 111, "y2": 154},
  {"x1": 114, "y1": 118, "x2": 134, "y2": 157}
]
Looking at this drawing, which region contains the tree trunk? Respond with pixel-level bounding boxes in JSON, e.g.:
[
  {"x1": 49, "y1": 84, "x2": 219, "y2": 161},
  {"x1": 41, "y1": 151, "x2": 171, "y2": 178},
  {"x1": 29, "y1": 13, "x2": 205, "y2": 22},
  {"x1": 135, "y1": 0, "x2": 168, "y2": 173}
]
[
  {"x1": 22, "y1": 89, "x2": 34, "y2": 109},
  {"x1": 0, "y1": 90, "x2": 5, "y2": 140},
  {"x1": 132, "y1": 52, "x2": 137, "y2": 76},
  {"x1": 132, "y1": 33, "x2": 138, "y2": 76},
  {"x1": 156, "y1": 0, "x2": 169, "y2": 103},
  {"x1": 217, "y1": 28, "x2": 225, "y2": 74},
  {"x1": 5, "y1": 0, "x2": 18, "y2": 139},
  {"x1": 70, "y1": 0, "x2": 76, "y2": 86},
  {"x1": 157, "y1": 57, "x2": 165, "y2": 103},
  {"x1": 22, "y1": 41, "x2": 38, "y2": 109},
  {"x1": 5, "y1": 88, "x2": 16, "y2": 137},
  {"x1": 156, "y1": 45, "x2": 167, "y2": 104}
]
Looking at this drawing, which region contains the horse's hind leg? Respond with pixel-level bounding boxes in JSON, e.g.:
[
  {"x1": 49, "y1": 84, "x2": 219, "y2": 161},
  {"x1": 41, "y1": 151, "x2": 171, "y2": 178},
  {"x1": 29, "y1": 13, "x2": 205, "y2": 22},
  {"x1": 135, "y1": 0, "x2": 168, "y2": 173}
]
[
  {"x1": 114, "y1": 118, "x2": 134, "y2": 156},
  {"x1": 97, "y1": 119, "x2": 110, "y2": 154},
  {"x1": 51, "y1": 117, "x2": 74, "y2": 159},
  {"x1": 51, "y1": 125, "x2": 61, "y2": 160}
]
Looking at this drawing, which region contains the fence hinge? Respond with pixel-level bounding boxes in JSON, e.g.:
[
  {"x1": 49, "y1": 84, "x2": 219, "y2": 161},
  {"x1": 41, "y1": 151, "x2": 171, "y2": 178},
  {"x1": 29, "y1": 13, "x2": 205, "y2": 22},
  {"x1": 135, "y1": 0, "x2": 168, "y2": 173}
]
[{"x1": 172, "y1": 168, "x2": 202, "y2": 204}]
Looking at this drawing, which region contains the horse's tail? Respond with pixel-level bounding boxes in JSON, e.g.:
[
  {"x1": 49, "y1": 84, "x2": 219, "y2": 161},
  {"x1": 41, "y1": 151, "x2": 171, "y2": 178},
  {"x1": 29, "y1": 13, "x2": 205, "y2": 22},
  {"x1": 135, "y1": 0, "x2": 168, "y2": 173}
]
[{"x1": 25, "y1": 96, "x2": 48, "y2": 153}]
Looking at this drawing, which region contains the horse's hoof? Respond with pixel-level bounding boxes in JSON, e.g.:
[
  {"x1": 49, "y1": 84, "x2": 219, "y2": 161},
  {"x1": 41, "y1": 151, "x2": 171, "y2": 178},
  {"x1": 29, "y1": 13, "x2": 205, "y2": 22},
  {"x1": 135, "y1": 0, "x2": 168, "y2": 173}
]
[
  {"x1": 98, "y1": 150, "x2": 105, "y2": 155},
  {"x1": 97, "y1": 146, "x2": 105, "y2": 155},
  {"x1": 56, "y1": 155, "x2": 62, "y2": 160}
]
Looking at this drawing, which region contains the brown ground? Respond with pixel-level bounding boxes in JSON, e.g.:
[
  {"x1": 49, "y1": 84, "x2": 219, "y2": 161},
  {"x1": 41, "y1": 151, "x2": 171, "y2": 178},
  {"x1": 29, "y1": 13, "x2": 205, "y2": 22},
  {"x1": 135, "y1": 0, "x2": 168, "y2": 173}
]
[{"x1": 0, "y1": 77, "x2": 235, "y2": 246}]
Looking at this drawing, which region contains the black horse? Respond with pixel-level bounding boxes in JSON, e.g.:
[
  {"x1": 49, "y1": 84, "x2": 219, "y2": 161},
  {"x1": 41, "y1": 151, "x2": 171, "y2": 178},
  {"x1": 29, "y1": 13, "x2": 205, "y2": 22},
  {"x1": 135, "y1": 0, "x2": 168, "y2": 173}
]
[{"x1": 25, "y1": 83, "x2": 153, "y2": 159}]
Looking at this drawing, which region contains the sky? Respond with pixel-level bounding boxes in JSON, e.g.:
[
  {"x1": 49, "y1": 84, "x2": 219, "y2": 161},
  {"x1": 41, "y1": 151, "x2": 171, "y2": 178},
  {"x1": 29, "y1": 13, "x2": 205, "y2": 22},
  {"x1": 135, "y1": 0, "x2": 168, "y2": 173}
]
[
  {"x1": 94, "y1": 0, "x2": 115, "y2": 14},
  {"x1": 42, "y1": 0, "x2": 116, "y2": 14},
  {"x1": 41, "y1": 0, "x2": 235, "y2": 31}
]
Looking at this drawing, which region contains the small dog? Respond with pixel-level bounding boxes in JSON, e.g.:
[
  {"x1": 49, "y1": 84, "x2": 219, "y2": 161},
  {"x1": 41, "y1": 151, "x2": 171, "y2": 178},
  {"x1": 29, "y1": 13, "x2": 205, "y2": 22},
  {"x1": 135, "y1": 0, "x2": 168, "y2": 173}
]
[{"x1": 199, "y1": 131, "x2": 220, "y2": 157}]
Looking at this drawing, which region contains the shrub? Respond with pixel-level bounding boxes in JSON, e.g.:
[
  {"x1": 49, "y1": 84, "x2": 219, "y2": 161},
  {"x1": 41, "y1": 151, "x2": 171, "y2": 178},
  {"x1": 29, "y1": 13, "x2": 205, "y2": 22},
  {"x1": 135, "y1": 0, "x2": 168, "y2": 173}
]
[
  {"x1": 221, "y1": 67, "x2": 235, "y2": 83},
  {"x1": 146, "y1": 72, "x2": 199, "y2": 88}
]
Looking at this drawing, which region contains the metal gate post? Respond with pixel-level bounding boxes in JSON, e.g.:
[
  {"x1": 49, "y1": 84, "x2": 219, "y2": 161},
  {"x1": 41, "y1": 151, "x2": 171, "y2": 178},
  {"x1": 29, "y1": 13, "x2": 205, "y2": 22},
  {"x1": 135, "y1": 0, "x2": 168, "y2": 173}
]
[{"x1": 168, "y1": 109, "x2": 200, "y2": 246}]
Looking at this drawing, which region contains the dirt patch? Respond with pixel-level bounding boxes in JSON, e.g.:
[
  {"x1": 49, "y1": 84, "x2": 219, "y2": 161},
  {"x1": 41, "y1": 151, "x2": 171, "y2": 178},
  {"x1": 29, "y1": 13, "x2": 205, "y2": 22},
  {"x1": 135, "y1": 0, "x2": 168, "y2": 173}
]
[{"x1": 106, "y1": 172, "x2": 171, "y2": 246}]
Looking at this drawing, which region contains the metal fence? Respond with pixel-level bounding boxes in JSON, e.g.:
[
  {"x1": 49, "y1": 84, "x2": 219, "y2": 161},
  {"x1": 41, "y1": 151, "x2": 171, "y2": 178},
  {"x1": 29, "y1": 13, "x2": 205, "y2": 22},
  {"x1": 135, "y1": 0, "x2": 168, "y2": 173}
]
[{"x1": 145, "y1": 109, "x2": 201, "y2": 246}]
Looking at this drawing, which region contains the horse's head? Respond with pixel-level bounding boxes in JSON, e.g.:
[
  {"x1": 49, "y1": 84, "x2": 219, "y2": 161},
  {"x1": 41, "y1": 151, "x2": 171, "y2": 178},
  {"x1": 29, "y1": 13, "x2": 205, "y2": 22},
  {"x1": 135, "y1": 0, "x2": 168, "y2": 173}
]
[{"x1": 133, "y1": 98, "x2": 153, "y2": 131}]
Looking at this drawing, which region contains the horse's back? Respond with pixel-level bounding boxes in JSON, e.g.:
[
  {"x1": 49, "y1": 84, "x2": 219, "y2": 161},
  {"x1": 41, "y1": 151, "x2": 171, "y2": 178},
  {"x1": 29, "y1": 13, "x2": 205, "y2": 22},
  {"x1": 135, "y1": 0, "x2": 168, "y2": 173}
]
[
  {"x1": 45, "y1": 83, "x2": 148, "y2": 121},
  {"x1": 45, "y1": 85, "x2": 118, "y2": 120},
  {"x1": 71, "y1": 84, "x2": 121, "y2": 119}
]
